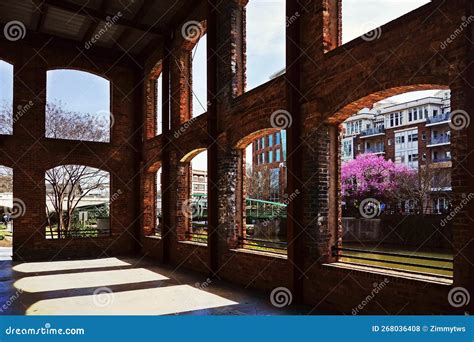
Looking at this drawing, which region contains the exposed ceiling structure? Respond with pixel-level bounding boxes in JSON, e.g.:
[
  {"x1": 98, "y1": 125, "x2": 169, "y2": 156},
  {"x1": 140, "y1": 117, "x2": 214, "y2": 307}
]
[{"x1": 0, "y1": 0, "x2": 199, "y2": 59}]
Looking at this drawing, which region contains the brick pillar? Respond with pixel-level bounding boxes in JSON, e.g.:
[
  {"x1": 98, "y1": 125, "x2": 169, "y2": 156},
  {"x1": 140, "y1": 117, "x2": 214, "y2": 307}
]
[
  {"x1": 217, "y1": 137, "x2": 240, "y2": 251},
  {"x1": 211, "y1": 0, "x2": 247, "y2": 269},
  {"x1": 12, "y1": 49, "x2": 47, "y2": 260},
  {"x1": 301, "y1": 124, "x2": 338, "y2": 262},
  {"x1": 286, "y1": 0, "x2": 304, "y2": 302},
  {"x1": 161, "y1": 34, "x2": 172, "y2": 262},
  {"x1": 461, "y1": 0, "x2": 474, "y2": 314}
]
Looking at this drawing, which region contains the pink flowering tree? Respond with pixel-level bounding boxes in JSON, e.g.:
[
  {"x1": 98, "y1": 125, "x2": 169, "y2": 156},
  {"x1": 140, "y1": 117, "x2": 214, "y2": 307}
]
[{"x1": 341, "y1": 154, "x2": 415, "y2": 215}]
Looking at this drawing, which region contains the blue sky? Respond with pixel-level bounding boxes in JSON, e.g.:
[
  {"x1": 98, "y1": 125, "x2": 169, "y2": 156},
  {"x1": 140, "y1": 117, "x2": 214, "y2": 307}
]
[{"x1": 1, "y1": 0, "x2": 434, "y2": 170}]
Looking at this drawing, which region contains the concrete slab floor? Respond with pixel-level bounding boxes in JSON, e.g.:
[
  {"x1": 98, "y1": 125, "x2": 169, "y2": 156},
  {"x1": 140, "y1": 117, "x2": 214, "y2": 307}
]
[{"x1": 0, "y1": 256, "x2": 314, "y2": 315}]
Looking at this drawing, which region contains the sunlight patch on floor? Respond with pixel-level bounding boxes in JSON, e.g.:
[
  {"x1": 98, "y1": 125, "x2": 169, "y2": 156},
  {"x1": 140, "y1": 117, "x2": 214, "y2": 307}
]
[
  {"x1": 14, "y1": 268, "x2": 169, "y2": 293},
  {"x1": 13, "y1": 257, "x2": 130, "y2": 273},
  {"x1": 26, "y1": 285, "x2": 238, "y2": 315}
]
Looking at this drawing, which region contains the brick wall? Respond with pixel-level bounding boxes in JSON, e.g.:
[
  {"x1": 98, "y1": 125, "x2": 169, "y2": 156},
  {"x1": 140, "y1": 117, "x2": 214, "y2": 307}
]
[{"x1": 1, "y1": 0, "x2": 471, "y2": 314}]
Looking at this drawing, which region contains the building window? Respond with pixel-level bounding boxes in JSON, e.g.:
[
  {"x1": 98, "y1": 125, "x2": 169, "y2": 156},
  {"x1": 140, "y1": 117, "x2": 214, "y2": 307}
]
[
  {"x1": 46, "y1": 70, "x2": 111, "y2": 142},
  {"x1": 45, "y1": 165, "x2": 111, "y2": 239},
  {"x1": 342, "y1": 0, "x2": 431, "y2": 44},
  {"x1": 245, "y1": 0, "x2": 285, "y2": 91},
  {"x1": 0, "y1": 166, "x2": 13, "y2": 246},
  {"x1": 186, "y1": 150, "x2": 208, "y2": 243},
  {"x1": 268, "y1": 134, "x2": 273, "y2": 146},
  {"x1": 242, "y1": 130, "x2": 288, "y2": 254},
  {"x1": 0, "y1": 60, "x2": 13, "y2": 135},
  {"x1": 276, "y1": 132, "x2": 281, "y2": 145},
  {"x1": 155, "y1": 167, "x2": 162, "y2": 236},
  {"x1": 155, "y1": 74, "x2": 163, "y2": 135},
  {"x1": 191, "y1": 34, "x2": 207, "y2": 118}
]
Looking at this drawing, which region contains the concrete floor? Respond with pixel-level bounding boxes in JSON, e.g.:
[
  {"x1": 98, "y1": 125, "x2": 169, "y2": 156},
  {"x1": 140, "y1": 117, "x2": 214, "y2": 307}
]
[{"x1": 0, "y1": 253, "x2": 311, "y2": 315}]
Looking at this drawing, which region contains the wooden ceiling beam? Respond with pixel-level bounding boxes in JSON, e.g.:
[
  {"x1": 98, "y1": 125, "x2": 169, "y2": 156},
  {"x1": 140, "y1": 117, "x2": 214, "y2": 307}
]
[{"x1": 42, "y1": 0, "x2": 164, "y2": 36}]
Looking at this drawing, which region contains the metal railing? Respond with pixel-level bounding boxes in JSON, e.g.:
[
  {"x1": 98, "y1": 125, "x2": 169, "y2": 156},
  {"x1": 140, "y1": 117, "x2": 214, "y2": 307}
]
[
  {"x1": 332, "y1": 245, "x2": 453, "y2": 276},
  {"x1": 246, "y1": 198, "x2": 287, "y2": 220},
  {"x1": 429, "y1": 135, "x2": 450, "y2": 145},
  {"x1": 239, "y1": 236, "x2": 287, "y2": 254},
  {"x1": 185, "y1": 231, "x2": 208, "y2": 243},
  {"x1": 432, "y1": 156, "x2": 451, "y2": 163},
  {"x1": 46, "y1": 227, "x2": 111, "y2": 239},
  {"x1": 365, "y1": 145, "x2": 385, "y2": 154},
  {"x1": 360, "y1": 126, "x2": 385, "y2": 137},
  {"x1": 426, "y1": 112, "x2": 450, "y2": 124}
]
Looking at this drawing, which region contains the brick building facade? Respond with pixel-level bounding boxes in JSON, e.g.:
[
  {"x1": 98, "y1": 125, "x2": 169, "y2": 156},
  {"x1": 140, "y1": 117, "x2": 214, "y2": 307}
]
[
  {"x1": 251, "y1": 130, "x2": 287, "y2": 201},
  {"x1": 342, "y1": 90, "x2": 452, "y2": 212}
]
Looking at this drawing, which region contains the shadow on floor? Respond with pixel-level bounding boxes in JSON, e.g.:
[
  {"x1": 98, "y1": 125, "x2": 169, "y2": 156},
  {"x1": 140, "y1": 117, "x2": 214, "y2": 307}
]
[{"x1": 0, "y1": 256, "x2": 315, "y2": 316}]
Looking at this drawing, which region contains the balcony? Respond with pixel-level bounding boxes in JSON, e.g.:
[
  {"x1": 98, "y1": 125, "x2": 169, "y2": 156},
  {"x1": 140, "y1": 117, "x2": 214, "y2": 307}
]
[
  {"x1": 427, "y1": 135, "x2": 450, "y2": 147},
  {"x1": 360, "y1": 126, "x2": 385, "y2": 138},
  {"x1": 365, "y1": 146, "x2": 385, "y2": 154},
  {"x1": 432, "y1": 156, "x2": 451, "y2": 163},
  {"x1": 426, "y1": 112, "x2": 450, "y2": 126}
]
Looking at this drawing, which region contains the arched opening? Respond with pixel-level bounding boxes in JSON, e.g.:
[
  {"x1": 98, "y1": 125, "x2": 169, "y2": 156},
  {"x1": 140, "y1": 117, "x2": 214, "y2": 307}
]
[
  {"x1": 335, "y1": 88, "x2": 453, "y2": 279},
  {"x1": 0, "y1": 166, "x2": 13, "y2": 252},
  {"x1": 191, "y1": 34, "x2": 207, "y2": 118},
  {"x1": 236, "y1": 129, "x2": 288, "y2": 254},
  {"x1": 155, "y1": 73, "x2": 164, "y2": 136},
  {"x1": 245, "y1": 0, "x2": 285, "y2": 91},
  {"x1": 0, "y1": 60, "x2": 14, "y2": 135},
  {"x1": 180, "y1": 149, "x2": 208, "y2": 243},
  {"x1": 155, "y1": 167, "x2": 162, "y2": 237},
  {"x1": 46, "y1": 69, "x2": 111, "y2": 142},
  {"x1": 45, "y1": 165, "x2": 111, "y2": 239},
  {"x1": 342, "y1": 0, "x2": 431, "y2": 44}
]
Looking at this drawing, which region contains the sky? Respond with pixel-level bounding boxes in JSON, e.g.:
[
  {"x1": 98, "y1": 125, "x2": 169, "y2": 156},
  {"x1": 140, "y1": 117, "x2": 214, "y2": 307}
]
[{"x1": 1, "y1": 0, "x2": 434, "y2": 171}]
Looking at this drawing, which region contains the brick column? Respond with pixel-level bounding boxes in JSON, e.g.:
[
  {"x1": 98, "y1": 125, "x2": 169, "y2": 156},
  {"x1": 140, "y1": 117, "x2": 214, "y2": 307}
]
[
  {"x1": 286, "y1": 0, "x2": 304, "y2": 302},
  {"x1": 12, "y1": 49, "x2": 47, "y2": 260},
  {"x1": 161, "y1": 33, "x2": 172, "y2": 263}
]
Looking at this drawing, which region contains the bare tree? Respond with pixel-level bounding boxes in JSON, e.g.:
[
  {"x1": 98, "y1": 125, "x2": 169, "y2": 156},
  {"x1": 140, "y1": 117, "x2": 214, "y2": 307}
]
[
  {"x1": 390, "y1": 165, "x2": 451, "y2": 214},
  {"x1": 46, "y1": 165, "x2": 109, "y2": 238},
  {"x1": 0, "y1": 166, "x2": 13, "y2": 193},
  {"x1": 46, "y1": 102, "x2": 109, "y2": 142},
  {"x1": 0, "y1": 103, "x2": 12, "y2": 135},
  {"x1": 43, "y1": 101, "x2": 110, "y2": 237}
]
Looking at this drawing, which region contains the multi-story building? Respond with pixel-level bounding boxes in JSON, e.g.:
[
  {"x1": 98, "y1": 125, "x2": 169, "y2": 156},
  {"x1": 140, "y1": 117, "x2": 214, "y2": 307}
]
[
  {"x1": 251, "y1": 130, "x2": 287, "y2": 202},
  {"x1": 192, "y1": 169, "x2": 208, "y2": 196},
  {"x1": 341, "y1": 90, "x2": 452, "y2": 213}
]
